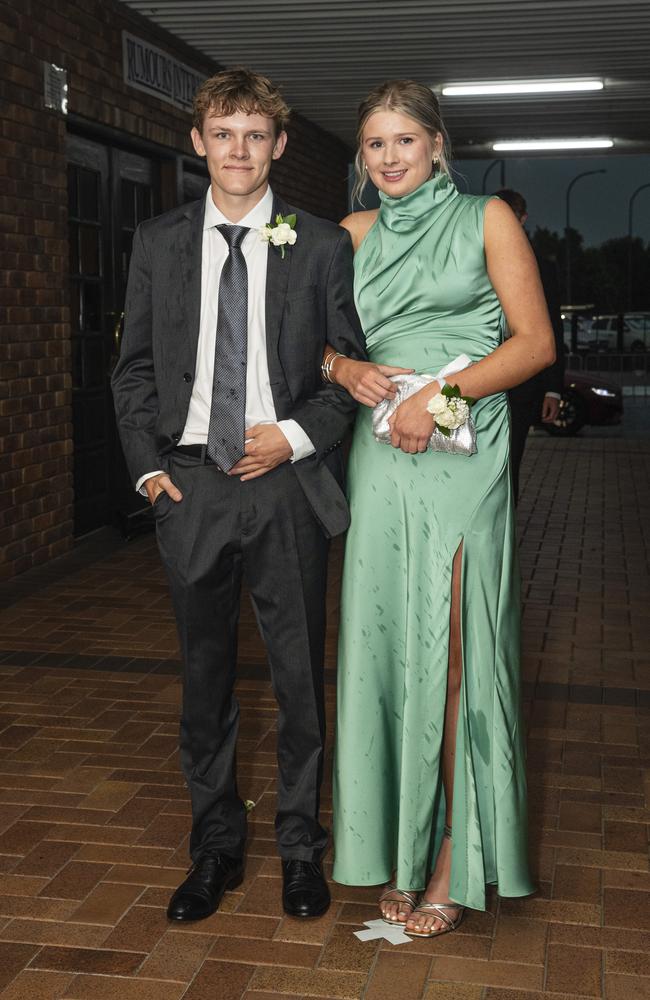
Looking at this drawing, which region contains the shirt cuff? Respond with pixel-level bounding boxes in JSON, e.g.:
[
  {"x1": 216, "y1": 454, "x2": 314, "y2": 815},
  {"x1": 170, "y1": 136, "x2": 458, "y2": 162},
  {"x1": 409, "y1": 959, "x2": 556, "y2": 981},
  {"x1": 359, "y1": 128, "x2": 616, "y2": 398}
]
[
  {"x1": 276, "y1": 420, "x2": 316, "y2": 463},
  {"x1": 135, "y1": 470, "x2": 165, "y2": 496},
  {"x1": 544, "y1": 392, "x2": 562, "y2": 400}
]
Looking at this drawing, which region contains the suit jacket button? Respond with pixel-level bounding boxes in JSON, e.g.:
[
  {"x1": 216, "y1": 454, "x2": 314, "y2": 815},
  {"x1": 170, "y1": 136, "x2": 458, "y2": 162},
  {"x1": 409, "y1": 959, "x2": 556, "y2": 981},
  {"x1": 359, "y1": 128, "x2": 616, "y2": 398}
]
[
  {"x1": 172, "y1": 432, "x2": 181, "y2": 442},
  {"x1": 183, "y1": 372, "x2": 192, "y2": 383}
]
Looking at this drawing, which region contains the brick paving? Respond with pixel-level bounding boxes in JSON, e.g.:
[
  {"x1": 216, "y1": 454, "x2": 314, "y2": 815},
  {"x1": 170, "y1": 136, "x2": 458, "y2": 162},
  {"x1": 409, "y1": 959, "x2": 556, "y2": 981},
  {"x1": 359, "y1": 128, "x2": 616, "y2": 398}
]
[{"x1": 0, "y1": 415, "x2": 648, "y2": 999}]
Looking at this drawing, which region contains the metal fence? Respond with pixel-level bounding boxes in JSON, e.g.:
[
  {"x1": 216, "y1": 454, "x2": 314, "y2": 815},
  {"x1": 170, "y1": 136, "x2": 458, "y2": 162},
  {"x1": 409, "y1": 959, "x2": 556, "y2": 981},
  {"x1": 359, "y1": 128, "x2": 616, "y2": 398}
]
[{"x1": 566, "y1": 351, "x2": 650, "y2": 393}]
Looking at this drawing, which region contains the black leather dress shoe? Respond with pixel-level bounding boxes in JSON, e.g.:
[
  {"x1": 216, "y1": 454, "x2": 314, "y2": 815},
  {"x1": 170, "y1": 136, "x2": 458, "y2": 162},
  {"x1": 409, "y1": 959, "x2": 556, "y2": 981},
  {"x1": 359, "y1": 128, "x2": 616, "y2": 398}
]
[
  {"x1": 167, "y1": 853, "x2": 243, "y2": 922},
  {"x1": 282, "y1": 859, "x2": 330, "y2": 918}
]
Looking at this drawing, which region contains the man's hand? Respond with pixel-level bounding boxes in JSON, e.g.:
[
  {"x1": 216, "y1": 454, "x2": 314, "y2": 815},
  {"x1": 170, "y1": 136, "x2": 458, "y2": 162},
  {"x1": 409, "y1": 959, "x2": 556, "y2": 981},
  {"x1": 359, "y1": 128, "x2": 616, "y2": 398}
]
[
  {"x1": 388, "y1": 387, "x2": 436, "y2": 454},
  {"x1": 541, "y1": 394, "x2": 560, "y2": 423},
  {"x1": 144, "y1": 473, "x2": 183, "y2": 506},
  {"x1": 229, "y1": 424, "x2": 293, "y2": 481}
]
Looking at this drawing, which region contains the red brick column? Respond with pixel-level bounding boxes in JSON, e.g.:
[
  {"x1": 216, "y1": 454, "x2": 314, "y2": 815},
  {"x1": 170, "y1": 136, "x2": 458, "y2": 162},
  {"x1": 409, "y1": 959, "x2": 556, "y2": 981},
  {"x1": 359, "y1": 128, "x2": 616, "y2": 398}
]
[{"x1": 1, "y1": 5, "x2": 72, "y2": 579}]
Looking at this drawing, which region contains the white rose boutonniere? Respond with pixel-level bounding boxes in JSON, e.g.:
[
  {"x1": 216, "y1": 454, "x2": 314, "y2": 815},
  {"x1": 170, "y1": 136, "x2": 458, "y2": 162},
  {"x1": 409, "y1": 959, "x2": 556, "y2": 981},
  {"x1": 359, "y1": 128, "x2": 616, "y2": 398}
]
[
  {"x1": 426, "y1": 384, "x2": 476, "y2": 437},
  {"x1": 259, "y1": 213, "x2": 297, "y2": 259}
]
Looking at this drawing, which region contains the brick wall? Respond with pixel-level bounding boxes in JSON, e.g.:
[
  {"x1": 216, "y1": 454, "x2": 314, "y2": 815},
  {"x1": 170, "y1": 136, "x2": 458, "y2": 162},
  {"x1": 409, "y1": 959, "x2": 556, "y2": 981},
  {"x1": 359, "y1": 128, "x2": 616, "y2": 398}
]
[
  {"x1": 0, "y1": 0, "x2": 351, "y2": 581},
  {"x1": 273, "y1": 119, "x2": 352, "y2": 221}
]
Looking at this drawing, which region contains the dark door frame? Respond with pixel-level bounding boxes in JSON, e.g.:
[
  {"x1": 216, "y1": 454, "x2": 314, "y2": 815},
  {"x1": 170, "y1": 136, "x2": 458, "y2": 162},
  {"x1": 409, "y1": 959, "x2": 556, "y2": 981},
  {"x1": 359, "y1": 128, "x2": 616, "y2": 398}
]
[{"x1": 67, "y1": 113, "x2": 208, "y2": 209}]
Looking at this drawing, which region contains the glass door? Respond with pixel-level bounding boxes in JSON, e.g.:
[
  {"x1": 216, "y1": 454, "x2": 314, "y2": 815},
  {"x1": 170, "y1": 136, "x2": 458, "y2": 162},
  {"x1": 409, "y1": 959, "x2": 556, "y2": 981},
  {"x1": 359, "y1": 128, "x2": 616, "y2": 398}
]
[
  {"x1": 109, "y1": 149, "x2": 158, "y2": 532},
  {"x1": 66, "y1": 136, "x2": 159, "y2": 536},
  {"x1": 67, "y1": 136, "x2": 111, "y2": 536}
]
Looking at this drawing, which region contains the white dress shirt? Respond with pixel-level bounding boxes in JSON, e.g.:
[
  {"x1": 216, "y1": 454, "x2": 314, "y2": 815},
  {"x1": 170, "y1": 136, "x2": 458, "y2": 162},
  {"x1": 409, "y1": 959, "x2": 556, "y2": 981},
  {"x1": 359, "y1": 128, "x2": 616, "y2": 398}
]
[{"x1": 136, "y1": 185, "x2": 314, "y2": 493}]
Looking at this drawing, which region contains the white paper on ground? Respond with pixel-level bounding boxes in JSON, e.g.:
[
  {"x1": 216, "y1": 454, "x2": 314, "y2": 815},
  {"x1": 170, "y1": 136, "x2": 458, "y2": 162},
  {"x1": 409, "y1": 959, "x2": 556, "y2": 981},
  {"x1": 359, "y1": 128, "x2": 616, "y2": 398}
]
[{"x1": 353, "y1": 918, "x2": 413, "y2": 946}]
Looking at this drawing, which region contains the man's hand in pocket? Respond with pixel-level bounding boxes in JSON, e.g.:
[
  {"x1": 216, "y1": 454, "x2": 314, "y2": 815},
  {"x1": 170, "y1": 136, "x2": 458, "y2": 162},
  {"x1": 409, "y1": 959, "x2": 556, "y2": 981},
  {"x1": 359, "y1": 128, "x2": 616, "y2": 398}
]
[{"x1": 145, "y1": 473, "x2": 183, "y2": 505}]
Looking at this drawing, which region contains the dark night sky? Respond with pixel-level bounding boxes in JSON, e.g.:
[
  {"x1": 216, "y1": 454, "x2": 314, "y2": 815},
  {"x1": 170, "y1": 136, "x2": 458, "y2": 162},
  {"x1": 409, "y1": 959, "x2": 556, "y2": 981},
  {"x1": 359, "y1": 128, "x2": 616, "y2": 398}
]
[{"x1": 452, "y1": 154, "x2": 650, "y2": 247}]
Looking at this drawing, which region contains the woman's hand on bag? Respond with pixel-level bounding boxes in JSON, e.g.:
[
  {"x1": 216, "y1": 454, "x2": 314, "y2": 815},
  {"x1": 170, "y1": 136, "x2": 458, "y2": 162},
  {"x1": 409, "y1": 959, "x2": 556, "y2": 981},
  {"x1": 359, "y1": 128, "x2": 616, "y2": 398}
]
[
  {"x1": 388, "y1": 388, "x2": 436, "y2": 453},
  {"x1": 333, "y1": 358, "x2": 414, "y2": 407}
]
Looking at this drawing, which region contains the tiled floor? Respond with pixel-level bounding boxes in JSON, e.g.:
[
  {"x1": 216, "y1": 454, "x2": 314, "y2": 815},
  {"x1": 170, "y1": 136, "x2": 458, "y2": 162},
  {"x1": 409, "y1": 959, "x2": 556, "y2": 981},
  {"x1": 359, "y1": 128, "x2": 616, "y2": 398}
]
[{"x1": 0, "y1": 417, "x2": 648, "y2": 999}]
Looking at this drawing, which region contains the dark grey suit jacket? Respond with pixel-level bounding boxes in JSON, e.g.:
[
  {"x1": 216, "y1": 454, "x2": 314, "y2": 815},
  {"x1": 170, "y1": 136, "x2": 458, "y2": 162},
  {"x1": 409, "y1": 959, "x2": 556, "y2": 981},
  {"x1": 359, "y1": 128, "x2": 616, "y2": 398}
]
[
  {"x1": 111, "y1": 192, "x2": 367, "y2": 538},
  {"x1": 509, "y1": 253, "x2": 565, "y2": 406}
]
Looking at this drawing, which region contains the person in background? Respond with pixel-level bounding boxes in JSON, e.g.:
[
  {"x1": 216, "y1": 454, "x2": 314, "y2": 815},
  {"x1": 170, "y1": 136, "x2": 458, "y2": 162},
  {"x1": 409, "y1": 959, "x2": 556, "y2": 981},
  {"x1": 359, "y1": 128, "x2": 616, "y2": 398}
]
[{"x1": 495, "y1": 189, "x2": 566, "y2": 502}]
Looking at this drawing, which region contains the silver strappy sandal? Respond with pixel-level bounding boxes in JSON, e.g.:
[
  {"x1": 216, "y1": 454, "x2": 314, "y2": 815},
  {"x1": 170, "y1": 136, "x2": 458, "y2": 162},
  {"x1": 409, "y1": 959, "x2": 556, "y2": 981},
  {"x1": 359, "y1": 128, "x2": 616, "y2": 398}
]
[
  {"x1": 407, "y1": 898, "x2": 465, "y2": 938},
  {"x1": 406, "y1": 825, "x2": 466, "y2": 939},
  {"x1": 378, "y1": 884, "x2": 419, "y2": 926}
]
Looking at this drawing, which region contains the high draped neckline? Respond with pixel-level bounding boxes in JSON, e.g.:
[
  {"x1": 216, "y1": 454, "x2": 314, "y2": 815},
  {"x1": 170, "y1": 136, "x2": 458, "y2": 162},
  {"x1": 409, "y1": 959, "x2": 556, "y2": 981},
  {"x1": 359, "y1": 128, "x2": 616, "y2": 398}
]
[{"x1": 378, "y1": 172, "x2": 458, "y2": 233}]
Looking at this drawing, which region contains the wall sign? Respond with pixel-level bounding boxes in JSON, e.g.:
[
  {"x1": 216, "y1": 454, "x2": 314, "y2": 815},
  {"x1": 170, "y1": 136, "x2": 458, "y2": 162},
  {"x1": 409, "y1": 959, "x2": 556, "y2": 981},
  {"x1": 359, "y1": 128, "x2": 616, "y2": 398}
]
[
  {"x1": 44, "y1": 63, "x2": 68, "y2": 114},
  {"x1": 122, "y1": 32, "x2": 203, "y2": 112}
]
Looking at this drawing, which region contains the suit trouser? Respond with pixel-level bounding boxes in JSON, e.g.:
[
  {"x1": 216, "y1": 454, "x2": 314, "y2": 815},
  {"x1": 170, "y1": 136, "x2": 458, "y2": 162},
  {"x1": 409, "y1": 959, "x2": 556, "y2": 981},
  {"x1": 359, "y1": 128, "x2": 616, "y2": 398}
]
[
  {"x1": 153, "y1": 452, "x2": 330, "y2": 862},
  {"x1": 508, "y1": 390, "x2": 544, "y2": 504}
]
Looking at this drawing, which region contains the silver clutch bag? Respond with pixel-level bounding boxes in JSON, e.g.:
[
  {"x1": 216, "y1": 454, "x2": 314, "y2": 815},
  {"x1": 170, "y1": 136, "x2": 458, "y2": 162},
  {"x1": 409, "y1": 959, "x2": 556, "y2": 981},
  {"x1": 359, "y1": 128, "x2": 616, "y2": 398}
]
[{"x1": 371, "y1": 355, "x2": 477, "y2": 456}]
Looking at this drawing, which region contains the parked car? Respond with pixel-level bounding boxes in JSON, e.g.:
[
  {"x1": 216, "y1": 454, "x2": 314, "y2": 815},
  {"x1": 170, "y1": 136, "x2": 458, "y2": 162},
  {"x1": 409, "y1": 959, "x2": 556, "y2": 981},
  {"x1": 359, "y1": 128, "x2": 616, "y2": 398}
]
[
  {"x1": 588, "y1": 313, "x2": 650, "y2": 352},
  {"x1": 561, "y1": 315, "x2": 598, "y2": 352},
  {"x1": 542, "y1": 370, "x2": 623, "y2": 436}
]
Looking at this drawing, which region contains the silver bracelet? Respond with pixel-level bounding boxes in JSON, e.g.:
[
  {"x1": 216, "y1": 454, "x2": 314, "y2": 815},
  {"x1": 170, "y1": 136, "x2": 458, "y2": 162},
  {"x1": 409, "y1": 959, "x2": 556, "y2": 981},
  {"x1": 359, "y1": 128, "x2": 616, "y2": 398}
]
[{"x1": 321, "y1": 351, "x2": 345, "y2": 384}]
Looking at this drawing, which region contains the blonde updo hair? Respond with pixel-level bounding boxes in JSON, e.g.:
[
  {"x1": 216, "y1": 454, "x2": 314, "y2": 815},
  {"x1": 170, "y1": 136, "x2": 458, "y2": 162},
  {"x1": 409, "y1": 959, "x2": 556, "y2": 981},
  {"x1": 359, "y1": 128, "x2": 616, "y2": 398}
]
[{"x1": 352, "y1": 80, "x2": 451, "y2": 206}]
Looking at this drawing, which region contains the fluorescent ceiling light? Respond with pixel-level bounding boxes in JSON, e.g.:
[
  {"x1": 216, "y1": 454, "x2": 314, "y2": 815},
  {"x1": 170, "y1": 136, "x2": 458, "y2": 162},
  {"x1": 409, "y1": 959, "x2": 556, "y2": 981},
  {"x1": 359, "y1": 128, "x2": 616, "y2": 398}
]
[
  {"x1": 442, "y1": 79, "x2": 603, "y2": 97},
  {"x1": 493, "y1": 139, "x2": 614, "y2": 151}
]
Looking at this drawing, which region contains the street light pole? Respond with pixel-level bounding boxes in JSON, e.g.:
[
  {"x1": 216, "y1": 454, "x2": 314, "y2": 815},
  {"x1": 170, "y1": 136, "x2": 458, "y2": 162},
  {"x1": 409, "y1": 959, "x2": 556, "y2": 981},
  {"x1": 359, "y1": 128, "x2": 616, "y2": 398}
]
[
  {"x1": 481, "y1": 158, "x2": 505, "y2": 193},
  {"x1": 565, "y1": 169, "x2": 606, "y2": 306},
  {"x1": 627, "y1": 183, "x2": 650, "y2": 310}
]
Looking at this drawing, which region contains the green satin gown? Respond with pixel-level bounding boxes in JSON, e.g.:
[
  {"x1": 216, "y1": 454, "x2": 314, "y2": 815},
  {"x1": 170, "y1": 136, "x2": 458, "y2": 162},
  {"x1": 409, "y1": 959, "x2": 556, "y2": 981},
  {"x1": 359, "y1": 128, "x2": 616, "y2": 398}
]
[{"x1": 332, "y1": 174, "x2": 534, "y2": 911}]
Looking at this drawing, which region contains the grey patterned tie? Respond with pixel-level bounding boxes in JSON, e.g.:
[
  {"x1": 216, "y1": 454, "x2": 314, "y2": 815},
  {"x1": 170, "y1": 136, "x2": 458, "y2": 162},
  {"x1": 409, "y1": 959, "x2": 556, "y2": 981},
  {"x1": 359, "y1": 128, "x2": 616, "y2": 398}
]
[{"x1": 206, "y1": 224, "x2": 250, "y2": 470}]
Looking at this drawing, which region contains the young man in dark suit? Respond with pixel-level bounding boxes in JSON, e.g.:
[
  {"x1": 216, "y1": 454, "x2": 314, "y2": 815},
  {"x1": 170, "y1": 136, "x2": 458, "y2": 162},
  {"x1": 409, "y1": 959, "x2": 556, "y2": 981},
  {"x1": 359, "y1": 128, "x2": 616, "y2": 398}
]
[{"x1": 112, "y1": 68, "x2": 365, "y2": 921}]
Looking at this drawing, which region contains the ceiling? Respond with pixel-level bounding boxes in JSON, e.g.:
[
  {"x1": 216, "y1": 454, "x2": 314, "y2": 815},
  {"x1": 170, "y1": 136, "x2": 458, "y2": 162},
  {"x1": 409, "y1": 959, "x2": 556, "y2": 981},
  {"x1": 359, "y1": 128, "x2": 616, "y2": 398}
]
[{"x1": 119, "y1": 0, "x2": 650, "y2": 156}]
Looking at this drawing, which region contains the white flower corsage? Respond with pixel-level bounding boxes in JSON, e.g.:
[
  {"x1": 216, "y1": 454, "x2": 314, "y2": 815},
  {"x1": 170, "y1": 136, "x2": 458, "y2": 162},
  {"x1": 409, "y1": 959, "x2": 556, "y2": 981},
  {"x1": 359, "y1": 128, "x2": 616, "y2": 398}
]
[
  {"x1": 259, "y1": 213, "x2": 297, "y2": 259},
  {"x1": 426, "y1": 384, "x2": 476, "y2": 437}
]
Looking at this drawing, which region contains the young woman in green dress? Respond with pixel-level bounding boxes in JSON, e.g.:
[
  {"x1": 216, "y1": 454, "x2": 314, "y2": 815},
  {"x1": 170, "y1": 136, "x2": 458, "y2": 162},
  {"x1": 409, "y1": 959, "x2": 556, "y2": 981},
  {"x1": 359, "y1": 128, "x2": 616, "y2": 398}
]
[{"x1": 326, "y1": 81, "x2": 555, "y2": 937}]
